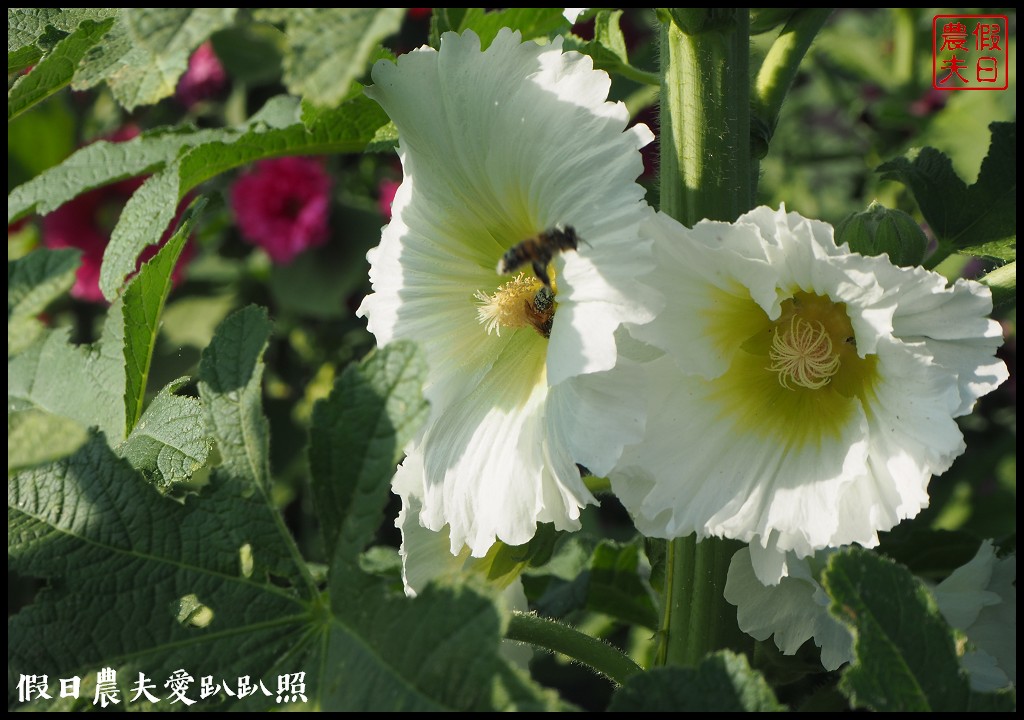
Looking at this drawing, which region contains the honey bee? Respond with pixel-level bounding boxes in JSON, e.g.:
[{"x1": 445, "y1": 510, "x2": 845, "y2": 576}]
[
  {"x1": 497, "y1": 225, "x2": 581, "y2": 290},
  {"x1": 524, "y1": 286, "x2": 555, "y2": 338}
]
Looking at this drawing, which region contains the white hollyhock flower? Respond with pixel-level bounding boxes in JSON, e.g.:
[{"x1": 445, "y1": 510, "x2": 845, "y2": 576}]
[
  {"x1": 359, "y1": 30, "x2": 656, "y2": 558},
  {"x1": 725, "y1": 542, "x2": 1016, "y2": 690},
  {"x1": 612, "y1": 206, "x2": 1007, "y2": 584}
]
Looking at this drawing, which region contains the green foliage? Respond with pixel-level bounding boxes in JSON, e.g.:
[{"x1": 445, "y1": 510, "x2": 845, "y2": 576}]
[
  {"x1": 72, "y1": 8, "x2": 238, "y2": 110},
  {"x1": 878, "y1": 122, "x2": 1016, "y2": 261},
  {"x1": 7, "y1": 408, "x2": 89, "y2": 473},
  {"x1": 8, "y1": 18, "x2": 115, "y2": 121},
  {"x1": 8, "y1": 302, "x2": 127, "y2": 441},
  {"x1": 116, "y1": 378, "x2": 211, "y2": 490},
  {"x1": 608, "y1": 652, "x2": 785, "y2": 711},
  {"x1": 430, "y1": 8, "x2": 567, "y2": 50},
  {"x1": 7, "y1": 8, "x2": 118, "y2": 52},
  {"x1": 309, "y1": 341, "x2": 429, "y2": 560},
  {"x1": 121, "y1": 198, "x2": 203, "y2": 431},
  {"x1": 564, "y1": 10, "x2": 659, "y2": 85},
  {"x1": 7, "y1": 248, "x2": 79, "y2": 356},
  {"x1": 824, "y1": 548, "x2": 1014, "y2": 712},
  {"x1": 255, "y1": 8, "x2": 405, "y2": 107},
  {"x1": 99, "y1": 94, "x2": 387, "y2": 299}
]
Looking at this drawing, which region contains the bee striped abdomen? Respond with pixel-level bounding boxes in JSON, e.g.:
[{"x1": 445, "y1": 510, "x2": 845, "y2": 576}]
[{"x1": 496, "y1": 225, "x2": 580, "y2": 289}]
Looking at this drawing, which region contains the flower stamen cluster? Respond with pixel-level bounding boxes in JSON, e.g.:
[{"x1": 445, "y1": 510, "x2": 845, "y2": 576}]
[{"x1": 768, "y1": 316, "x2": 841, "y2": 390}]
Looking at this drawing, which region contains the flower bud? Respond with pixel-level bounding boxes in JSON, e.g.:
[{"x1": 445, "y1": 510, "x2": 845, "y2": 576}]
[{"x1": 835, "y1": 202, "x2": 928, "y2": 267}]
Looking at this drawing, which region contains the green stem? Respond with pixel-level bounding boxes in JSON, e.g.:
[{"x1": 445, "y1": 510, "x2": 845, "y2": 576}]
[
  {"x1": 659, "y1": 11, "x2": 752, "y2": 225},
  {"x1": 506, "y1": 612, "x2": 643, "y2": 685},
  {"x1": 752, "y1": 9, "x2": 832, "y2": 158},
  {"x1": 657, "y1": 9, "x2": 756, "y2": 667},
  {"x1": 657, "y1": 536, "x2": 748, "y2": 666}
]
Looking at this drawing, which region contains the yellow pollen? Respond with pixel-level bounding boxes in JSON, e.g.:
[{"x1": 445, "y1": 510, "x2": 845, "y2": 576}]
[
  {"x1": 767, "y1": 316, "x2": 841, "y2": 390},
  {"x1": 475, "y1": 273, "x2": 547, "y2": 336}
]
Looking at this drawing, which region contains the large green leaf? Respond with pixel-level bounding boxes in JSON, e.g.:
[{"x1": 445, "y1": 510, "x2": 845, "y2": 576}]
[
  {"x1": 7, "y1": 18, "x2": 115, "y2": 121},
  {"x1": 8, "y1": 433, "x2": 314, "y2": 711},
  {"x1": 120, "y1": 198, "x2": 203, "y2": 432},
  {"x1": 824, "y1": 548, "x2": 1014, "y2": 712},
  {"x1": 9, "y1": 309, "x2": 565, "y2": 711},
  {"x1": 309, "y1": 342, "x2": 429, "y2": 561},
  {"x1": 255, "y1": 8, "x2": 405, "y2": 107},
  {"x1": 7, "y1": 8, "x2": 118, "y2": 52},
  {"x1": 7, "y1": 248, "x2": 80, "y2": 356},
  {"x1": 7, "y1": 125, "x2": 223, "y2": 222},
  {"x1": 72, "y1": 8, "x2": 237, "y2": 111},
  {"x1": 877, "y1": 122, "x2": 1016, "y2": 261},
  {"x1": 321, "y1": 579, "x2": 566, "y2": 711},
  {"x1": 608, "y1": 652, "x2": 785, "y2": 711}
]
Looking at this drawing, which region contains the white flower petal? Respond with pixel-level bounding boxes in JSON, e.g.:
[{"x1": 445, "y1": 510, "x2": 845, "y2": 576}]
[{"x1": 725, "y1": 548, "x2": 853, "y2": 670}]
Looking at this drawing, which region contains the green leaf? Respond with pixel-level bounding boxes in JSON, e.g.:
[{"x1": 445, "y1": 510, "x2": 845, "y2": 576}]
[
  {"x1": 72, "y1": 8, "x2": 238, "y2": 111},
  {"x1": 198, "y1": 306, "x2": 273, "y2": 492},
  {"x1": 8, "y1": 300, "x2": 126, "y2": 442},
  {"x1": 588, "y1": 539, "x2": 659, "y2": 630},
  {"x1": 115, "y1": 378, "x2": 212, "y2": 490},
  {"x1": 877, "y1": 122, "x2": 1016, "y2": 261},
  {"x1": 210, "y1": 23, "x2": 285, "y2": 86},
  {"x1": 8, "y1": 44, "x2": 41, "y2": 75},
  {"x1": 121, "y1": 197, "x2": 203, "y2": 432},
  {"x1": 97, "y1": 94, "x2": 388, "y2": 299},
  {"x1": 7, "y1": 17, "x2": 115, "y2": 121},
  {"x1": 8, "y1": 434, "x2": 315, "y2": 710},
  {"x1": 256, "y1": 8, "x2": 405, "y2": 107},
  {"x1": 309, "y1": 342, "x2": 428, "y2": 562},
  {"x1": 824, "y1": 548, "x2": 969, "y2": 711},
  {"x1": 7, "y1": 408, "x2": 88, "y2": 473},
  {"x1": 7, "y1": 8, "x2": 118, "y2": 52},
  {"x1": 980, "y1": 261, "x2": 1015, "y2": 310},
  {"x1": 608, "y1": 652, "x2": 785, "y2": 711},
  {"x1": 322, "y1": 580, "x2": 566, "y2": 711},
  {"x1": 443, "y1": 8, "x2": 568, "y2": 50},
  {"x1": 8, "y1": 125, "x2": 223, "y2": 222},
  {"x1": 7, "y1": 248, "x2": 80, "y2": 356},
  {"x1": 564, "y1": 10, "x2": 659, "y2": 86}
]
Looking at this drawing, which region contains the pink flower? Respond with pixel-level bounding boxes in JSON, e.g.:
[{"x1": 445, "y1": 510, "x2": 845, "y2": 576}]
[
  {"x1": 41, "y1": 127, "x2": 193, "y2": 303},
  {"x1": 377, "y1": 177, "x2": 401, "y2": 220},
  {"x1": 176, "y1": 42, "x2": 228, "y2": 107},
  {"x1": 230, "y1": 157, "x2": 333, "y2": 264}
]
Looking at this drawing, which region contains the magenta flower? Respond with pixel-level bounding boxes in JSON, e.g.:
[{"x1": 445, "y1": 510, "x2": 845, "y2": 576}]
[
  {"x1": 230, "y1": 157, "x2": 332, "y2": 264},
  {"x1": 41, "y1": 127, "x2": 193, "y2": 302},
  {"x1": 176, "y1": 41, "x2": 228, "y2": 108}
]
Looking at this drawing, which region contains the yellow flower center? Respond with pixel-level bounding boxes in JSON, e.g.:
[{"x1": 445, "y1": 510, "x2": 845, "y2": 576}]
[
  {"x1": 475, "y1": 270, "x2": 556, "y2": 338},
  {"x1": 768, "y1": 317, "x2": 841, "y2": 390},
  {"x1": 712, "y1": 290, "x2": 878, "y2": 447}
]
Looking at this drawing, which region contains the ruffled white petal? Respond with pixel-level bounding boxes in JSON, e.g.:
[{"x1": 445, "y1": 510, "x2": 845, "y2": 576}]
[
  {"x1": 725, "y1": 548, "x2": 853, "y2": 671},
  {"x1": 613, "y1": 205, "x2": 1008, "y2": 584},
  {"x1": 932, "y1": 541, "x2": 1016, "y2": 690}
]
